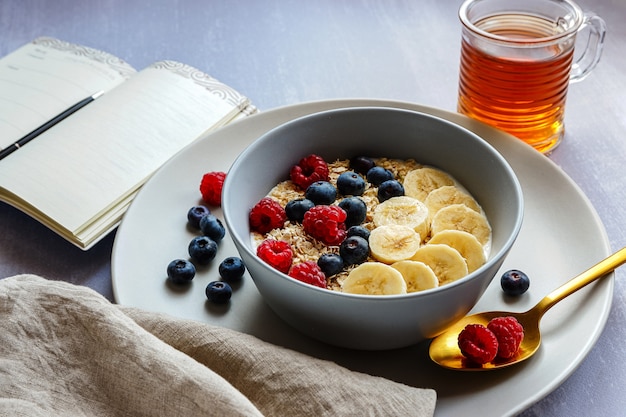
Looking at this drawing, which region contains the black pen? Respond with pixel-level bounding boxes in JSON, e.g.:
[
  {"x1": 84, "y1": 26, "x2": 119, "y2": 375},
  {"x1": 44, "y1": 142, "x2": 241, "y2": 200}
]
[{"x1": 0, "y1": 91, "x2": 104, "y2": 161}]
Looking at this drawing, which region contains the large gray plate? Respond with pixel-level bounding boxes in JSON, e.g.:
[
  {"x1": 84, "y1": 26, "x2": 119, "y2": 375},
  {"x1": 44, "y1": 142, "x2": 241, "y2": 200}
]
[{"x1": 112, "y1": 99, "x2": 612, "y2": 417}]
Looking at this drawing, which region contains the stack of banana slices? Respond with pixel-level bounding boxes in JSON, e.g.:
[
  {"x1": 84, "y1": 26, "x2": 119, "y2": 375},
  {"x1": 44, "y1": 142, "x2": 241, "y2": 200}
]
[{"x1": 342, "y1": 167, "x2": 491, "y2": 296}]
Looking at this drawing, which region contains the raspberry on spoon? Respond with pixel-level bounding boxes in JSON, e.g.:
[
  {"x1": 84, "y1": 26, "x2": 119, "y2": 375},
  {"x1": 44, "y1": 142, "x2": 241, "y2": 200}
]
[
  {"x1": 457, "y1": 324, "x2": 499, "y2": 364},
  {"x1": 488, "y1": 316, "x2": 524, "y2": 359}
]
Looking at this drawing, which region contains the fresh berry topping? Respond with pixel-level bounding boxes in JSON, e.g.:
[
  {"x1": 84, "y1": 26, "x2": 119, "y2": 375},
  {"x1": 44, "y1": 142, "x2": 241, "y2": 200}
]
[
  {"x1": 256, "y1": 239, "x2": 293, "y2": 273},
  {"x1": 338, "y1": 196, "x2": 367, "y2": 228},
  {"x1": 336, "y1": 171, "x2": 366, "y2": 196},
  {"x1": 285, "y1": 198, "x2": 315, "y2": 222},
  {"x1": 339, "y1": 235, "x2": 370, "y2": 265},
  {"x1": 199, "y1": 214, "x2": 226, "y2": 242},
  {"x1": 488, "y1": 316, "x2": 524, "y2": 359},
  {"x1": 458, "y1": 324, "x2": 499, "y2": 364},
  {"x1": 317, "y1": 253, "x2": 345, "y2": 277},
  {"x1": 205, "y1": 281, "x2": 232, "y2": 304},
  {"x1": 187, "y1": 205, "x2": 211, "y2": 229},
  {"x1": 377, "y1": 179, "x2": 405, "y2": 202},
  {"x1": 347, "y1": 225, "x2": 371, "y2": 241},
  {"x1": 302, "y1": 205, "x2": 347, "y2": 246},
  {"x1": 290, "y1": 154, "x2": 330, "y2": 189},
  {"x1": 288, "y1": 261, "x2": 327, "y2": 288},
  {"x1": 249, "y1": 197, "x2": 287, "y2": 233},
  {"x1": 188, "y1": 236, "x2": 218, "y2": 264},
  {"x1": 366, "y1": 166, "x2": 394, "y2": 186},
  {"x1": 305, "y1": 181, "x2": 337, "y2": 205},
  {"x1": 350, "y1": 156, "x2": 376, "y2": 175},
  {"x1": 166, "y1": 259, "x2": 196, "y2": 285},
  {"x1": 500, "y1": 269, "x2": 530, "y2": 296},
  {"x1": 218, "y1": 256, "x2": 246, "y2": 282},
  {"x1": 199, "y1": 171, "x2": 226, "y2": 206}
]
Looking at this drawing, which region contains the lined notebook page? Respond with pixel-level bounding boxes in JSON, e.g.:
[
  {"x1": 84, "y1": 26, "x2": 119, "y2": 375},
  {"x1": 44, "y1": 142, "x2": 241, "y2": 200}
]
[
  {"x1": 0, "y1": 62, "x2": 240, "y2": 233},
  {"x1": 0, "y1": 37, "x2": 135, "y2": 149}
]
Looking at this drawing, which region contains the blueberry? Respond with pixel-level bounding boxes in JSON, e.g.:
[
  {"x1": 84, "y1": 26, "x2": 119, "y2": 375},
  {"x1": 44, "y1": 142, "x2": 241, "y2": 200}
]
[
  {"x1": 366, "y1": 166, "x2": 394, "y2": 186},
  {"x1": 500, "y1": 269, "x2": 530, "y2": 296},
  {"x1": 205, "y1": 281, "x2": 232, "y2": 304},
  {"x1": 350, "y1": 156, "x2": 376, "y2": 175},
  {"x1": 188, "y1": 236, "x2": 218, "y2": 264},
  {"x1": 199, "y1": 214, "x2": 226, "y2": 242},
  {"x1": 336, "y1": 171, "x2": 366, "y2": 196},
  {"x1": 305, "y1": 181, "x2": 337, "y2": 205},
  {"x1": 219, "y1": 256, "x2": 246, "y2": 281},
  {"x1": 339, "y1": 236, "x2": 369, "y2": 265},
  {"x1": 338, "y1": 197, "x2": 367, "y2": 228},
  {"x1": 166, "y1": 259, "x2": 196, "y2": 284},
  {"x1": 187, "y1": 205, "x2": 211, "y2": 229},
  {"x1": 347, "y1": 225, "x2": 370, "y2": 241},
  {"x1": 317, "y1": 253, "x2": 345, "y2": 277},
  {"x1": 285, "y1": 198, "x2": 315, "y2": 222},
  {"x1": 377, "y1": 179, "x2": 404, "y2": 202}
]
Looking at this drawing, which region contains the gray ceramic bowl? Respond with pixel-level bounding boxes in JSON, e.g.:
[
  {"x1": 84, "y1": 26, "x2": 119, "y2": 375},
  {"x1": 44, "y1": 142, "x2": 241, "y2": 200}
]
[{"x1": 222, "y1": 107, "x2": 523, "y2": 350}]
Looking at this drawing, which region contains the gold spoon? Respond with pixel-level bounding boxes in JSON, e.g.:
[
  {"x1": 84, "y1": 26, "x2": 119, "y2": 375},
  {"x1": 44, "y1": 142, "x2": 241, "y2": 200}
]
[{"x1": 429, "y1": 246, "x2": 626, "y2": 371}]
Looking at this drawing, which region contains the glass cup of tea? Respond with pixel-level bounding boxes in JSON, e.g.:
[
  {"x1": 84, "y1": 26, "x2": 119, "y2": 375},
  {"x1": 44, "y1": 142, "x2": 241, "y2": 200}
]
[{"x1": 457, "y1": 0, "x2": 606, "y2": 154}]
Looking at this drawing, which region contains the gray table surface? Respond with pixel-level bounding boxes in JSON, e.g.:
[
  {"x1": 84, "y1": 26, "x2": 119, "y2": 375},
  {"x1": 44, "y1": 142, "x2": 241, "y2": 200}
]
[{"x1": 1, "y1": 0, "x2": 625, "y2": 415}]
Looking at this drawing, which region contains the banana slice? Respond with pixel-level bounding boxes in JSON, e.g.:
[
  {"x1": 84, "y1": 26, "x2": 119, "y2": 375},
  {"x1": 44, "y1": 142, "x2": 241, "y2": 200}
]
[
  {"x1": 391, "y1": 260, "x2": 439, "y2": 292},
  {"x1": 430, "y1": 203, "x2": 491, "y2": 246},
  {"x1": 403, "y1": 167, "x2": 455, "y2": 202},
  {"x1": 342, "y1": 262, "x2": 407, "y2": 295},
  {"x1": 424, "y1": 185, "x2": 480, "y2": 220},
  {"x1": 372, "y1": 196, "x2": 429, "y2": 241},
  {"x1": 411, "y1": 244, "x2": 469, "y2": 285},
  {"x1": 428, "y1": 230, "x2": 486, "y2": 273},
  {"x1": 369, "y1": 224, "x2": 421, "y2": 264}
]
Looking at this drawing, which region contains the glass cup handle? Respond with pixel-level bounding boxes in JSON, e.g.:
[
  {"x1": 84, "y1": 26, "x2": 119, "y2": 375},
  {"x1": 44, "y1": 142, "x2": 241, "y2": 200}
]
[{"x1": 570, "y1": 13, "x2": 607, "y2": 83}]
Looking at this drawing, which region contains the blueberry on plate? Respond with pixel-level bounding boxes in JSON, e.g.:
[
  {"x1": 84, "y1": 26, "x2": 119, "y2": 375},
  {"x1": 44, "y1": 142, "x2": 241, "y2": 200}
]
[
  {"x1": 186, "y1": 205, "x2": 211, "y2": 229},
  {"x1": 336, "y1": 171, "x2": 366, "y2": 196},
  {"x1": 338, "y1": 197, "x2": 367, "y2": 228},
  {"x1": 377, "y1": 179, "x2": 404, "y2": 202},
  {"x1": 305, "y1": 181, "x2": 337, "y2": 205},
  {"x1": 317, "y1": 253, "x2": 345, "y2": 277},
  {"x1": 366, "y1": 166, "x2": 394, "y2": 186},
  {"x1": 188, "y1": 236, "x2": 218, "y2": 264},
  {"x1": 205, "y1": 281, "x2": 232, "y2": 304},
  {"x1": 166, "y1": 259, "x2": 196, "y2": 284},
  {"x1": 199, "y1": 214, "x2": 226, "y2": 242},
  {"x1": 219, "y1": 256, "x2": 246, "y2": 281},
  {"x1": 339, "y1": 236, "x2": 369, "y2": 265},
  {"x1": 285, "y1": 198, "x2": 315, "y2": 222},
  {"x1": 347, "y1": 225, "x2": 370, "y2": 241},
  {"x1": 500, "y1": 269, "x2": 530, "y2": 296},
  {"x1": 350, "y1": 156, "x2": 376, "y2": 175}
]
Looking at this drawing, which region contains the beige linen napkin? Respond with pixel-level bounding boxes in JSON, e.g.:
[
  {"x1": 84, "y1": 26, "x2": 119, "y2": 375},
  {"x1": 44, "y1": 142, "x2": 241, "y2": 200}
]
[{"x1": 0, "y1": 275, "x2": 436, "y2": 417}]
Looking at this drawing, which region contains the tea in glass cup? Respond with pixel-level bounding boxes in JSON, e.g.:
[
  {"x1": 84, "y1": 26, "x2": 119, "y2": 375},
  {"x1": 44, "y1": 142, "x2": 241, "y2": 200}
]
[{"x1": 457, "y1": 0, "x2": 606, "y2": 153}]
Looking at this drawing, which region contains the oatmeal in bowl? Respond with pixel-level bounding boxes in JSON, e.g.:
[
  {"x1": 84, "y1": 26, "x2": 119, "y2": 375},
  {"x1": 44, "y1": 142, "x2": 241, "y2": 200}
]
[
  {"x1": 250, "y1": 155, "x2": 492, "y2": 294},
  {"x1": 222, "y1": 107, "x2": 523, "y2": 350}
]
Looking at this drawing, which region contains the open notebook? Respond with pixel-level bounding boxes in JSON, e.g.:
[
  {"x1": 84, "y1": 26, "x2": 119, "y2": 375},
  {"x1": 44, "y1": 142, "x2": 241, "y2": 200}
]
[{"x1": 0, "y1": 37, "x2": 256, "y2": 249}]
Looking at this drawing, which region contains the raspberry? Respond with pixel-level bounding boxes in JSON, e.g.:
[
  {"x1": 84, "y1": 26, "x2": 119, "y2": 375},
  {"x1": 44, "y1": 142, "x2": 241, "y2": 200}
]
[
  {"x1": 290, "y1": 154, "x2": 330, "y2": 189},
  {"x1": 458, "y1": 324, "x2": 499, "y2": 364},
  {"x1": 288, "y1": 261, "x2": 327, "y2": 289},
  {"x1": 487, "y1": 316, "x2": 524, "y2": 359},
  {"x1": 302, "y1": 205, "x2": 347, "y2": 246},
  {"x1": 250, "y1": 197, "x2": 287, "y2": 233},
  {"x1": 199, "y1": 171, "x2": 226, "y2": 206},
  {"x1": 256, "y1": 239, "x2": 293, "y2": 273}
]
